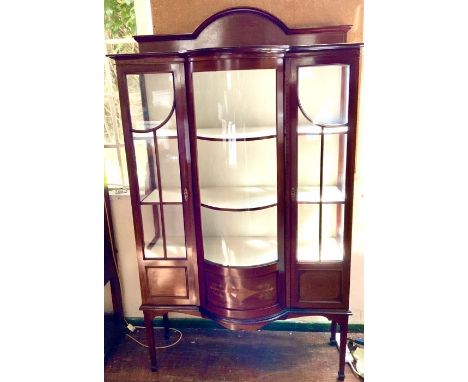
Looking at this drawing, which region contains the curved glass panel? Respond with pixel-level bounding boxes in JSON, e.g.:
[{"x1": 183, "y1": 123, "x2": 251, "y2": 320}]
[
  {"x1": 193, "y1": 69, "x2": 278, "y2": 267},
  {"x1": 201, "y1": 208, "x2": 277, "y2": 266},
  {"x1": 194, "y1": 69, "x2": 276, "y2": 138}
]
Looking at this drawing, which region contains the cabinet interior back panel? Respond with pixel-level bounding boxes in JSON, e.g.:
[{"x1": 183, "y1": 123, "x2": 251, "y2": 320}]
[
  {"x1": 193, "y1": 69, "x2": 277, "y2": 129},
  {"x1": 197, "y1": 139, "x2": 277, "y2": 187}
]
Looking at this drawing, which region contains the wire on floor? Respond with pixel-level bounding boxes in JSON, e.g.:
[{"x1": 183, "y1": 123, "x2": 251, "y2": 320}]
[
  {"x1": 106, "y1": 222, "x2": 182, "y2": 350},
  {"x1": 126, "y1": 327, "x2": 183, "y2": 349}
]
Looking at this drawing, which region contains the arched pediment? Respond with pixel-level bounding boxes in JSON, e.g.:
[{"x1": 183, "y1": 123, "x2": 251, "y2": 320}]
[{"x1": 135, "y1": 7, "x2": 351, "y2": 53}]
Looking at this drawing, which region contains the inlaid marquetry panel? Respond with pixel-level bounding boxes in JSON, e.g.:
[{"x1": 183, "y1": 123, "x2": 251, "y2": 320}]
[{"x1": 205, "y1": 270, "x2": 277, "y2": 310}]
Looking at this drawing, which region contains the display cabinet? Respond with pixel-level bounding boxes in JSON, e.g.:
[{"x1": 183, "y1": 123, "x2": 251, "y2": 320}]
[{"x1": 109, "y1": 7, "x2": 362, "y2": 380}]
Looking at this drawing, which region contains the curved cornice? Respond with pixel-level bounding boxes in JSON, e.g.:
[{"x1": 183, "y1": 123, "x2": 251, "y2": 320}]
[{"x1": 134, "y1": 7, "x2": 351, "y2": 43}]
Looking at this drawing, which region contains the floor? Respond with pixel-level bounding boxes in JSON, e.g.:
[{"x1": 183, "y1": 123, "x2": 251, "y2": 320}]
[{"x1": 105, "y1": 327, "x2": 362, "y2": 382}]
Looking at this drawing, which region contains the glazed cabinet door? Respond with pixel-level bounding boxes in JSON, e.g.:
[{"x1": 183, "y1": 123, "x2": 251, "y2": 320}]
[
  {"x1": 285, "y1": 49, "x2": 360, "y2": 309},
  {"x1": 186, "y1": 55, "x2": 286, "y2": 321},
  {"x1": 116, "y1": 60, "x2": 198, "y2": 306}
]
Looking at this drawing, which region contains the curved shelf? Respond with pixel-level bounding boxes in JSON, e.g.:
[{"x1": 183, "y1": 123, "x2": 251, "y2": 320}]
[
  {"x1": 203, "y1": 236, "x2": 278, "y2": 267},
  {"x1": 297, "y1": 186, "x2": 345, "y2": 203},
  {"x1": 141, "y1": 186, "x2": 343, "y2": 205},
  {"x1": 200, "y1": 186, "x2": 277, "y2": 211},
  {"x1": 141, "y1": 186, "x2": 280, "y2": 209},
  {"x1": 197, "y1": 126, "x2": 276, "y2": 141}
]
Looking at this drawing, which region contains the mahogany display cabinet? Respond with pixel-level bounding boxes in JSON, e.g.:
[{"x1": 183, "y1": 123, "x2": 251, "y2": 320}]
[{"x1": 109, "y1": 7, "x2": 362, "y2": 380}]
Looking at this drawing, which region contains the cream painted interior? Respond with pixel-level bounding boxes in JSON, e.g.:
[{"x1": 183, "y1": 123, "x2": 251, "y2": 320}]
[{"x1": 105, "y1": 0, "x2": 364, "y2": 324}]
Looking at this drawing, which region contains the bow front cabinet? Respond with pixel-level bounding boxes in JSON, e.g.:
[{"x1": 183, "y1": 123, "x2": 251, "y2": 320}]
[{"x1": 109, "y1": 7, "x2": 362, "y2": 380}]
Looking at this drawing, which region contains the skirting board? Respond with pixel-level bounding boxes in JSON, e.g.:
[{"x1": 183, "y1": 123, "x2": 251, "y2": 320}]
[{"x1": 126, "y1": 317, "x2": 364, "y2": 333}]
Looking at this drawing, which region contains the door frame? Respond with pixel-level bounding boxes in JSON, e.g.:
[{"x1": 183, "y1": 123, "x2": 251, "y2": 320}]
[
  {"x1": 184, "y1": 51, "x2": 287, "y2": 313},
  {"x1": 284, "y1": 48, "x2": 361, "y2": 309},
  {"x1": 116, "y1": 59, "x2": 199, "y2": 306}
]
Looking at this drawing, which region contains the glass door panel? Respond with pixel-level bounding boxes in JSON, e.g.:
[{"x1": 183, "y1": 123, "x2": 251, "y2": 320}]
[
  {"x1": 298, "y1": 64, "x2": 349, "y2": 126},
  {"x1": 320, "y1": 203, "x2": 344, "y2": 261},
  {"x1": 297, "y1": 204, "x2": 320, "y2": 262},
  {"x1": 193, "y1": 69, "x2": 278, "y2": 267},
  {"x1": 296, "y1": 64, "x2": 349, "y2": 262},
  {"x1": 297, "y1": 134, "x2": 320, "y2": 203},
  {"x1": 141, "y1": 204, "x2": 164, "y2": 257},
  {"x1": 127, "y1": 73, "x2": 176, "y2": 133},
  {"x1": 323, "y1": 133, "x2": 347, "y2": 202},
  {"x1": 127, "y1": 72, "x2": 187, "y2": 260},
  {"x1": 133, "y1": 132, "x2": 157, "y2": 200}
]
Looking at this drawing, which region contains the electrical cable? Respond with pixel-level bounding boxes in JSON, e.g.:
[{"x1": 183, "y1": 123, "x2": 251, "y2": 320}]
[
  {"x1": 126, "y1": 327, "x2": 183, "y2": 349},
  {"x1": 346, "y1": 338, "x2": 364, "y2": 379},
  {"x1": 106, "y1": 209, "x2": 183, "y2": 350},
  {"x1": 347, "y1": 358, "x2": 363, "y2": 379}
]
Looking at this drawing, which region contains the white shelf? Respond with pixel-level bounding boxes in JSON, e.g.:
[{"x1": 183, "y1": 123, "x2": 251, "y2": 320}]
[
  {"x1": 144, "y1": 236, "x2": 187, "y2": 259},
  {"x1": 201, "y1": 186, "x2": 277, "y2": 210},
  {"x1": 203, "y1": 236, "x2": 278, "y2": 267},
  {"x1": 297, "y1": 186, "x2": 344, "y2": 203},
  {"x1": 197, "y1": 126, "x2": 276, "y2": 140},
  {"x1": 142, "y1": 185, "x2": 343, "y2": 206},
  {"x1": 141, "y1": 188, "x2": 182, "y2": 204},
  {"x1": 135, "y1": 123, "x2": 347, "y2": 137},
  {"x1": 297, "y1": 237, "x2": 343, "y2": 262},
  {"x1": 298, "y1": 124, "x2": 348, "y2": 135},
  {"x1": 143, "y1": 234, "x2": 342, "y2": 263}
]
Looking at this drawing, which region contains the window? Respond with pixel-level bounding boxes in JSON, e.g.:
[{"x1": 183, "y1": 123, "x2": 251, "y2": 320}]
[{"x1": 104, "y1": 0, "x2": 152, "y2": 192}]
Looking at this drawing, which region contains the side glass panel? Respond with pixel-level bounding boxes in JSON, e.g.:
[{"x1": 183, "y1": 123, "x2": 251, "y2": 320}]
[
  {"x1": 127, "y1": 73, "x2": 176, "y2": 132},
  {"x1": 297, "y1": 65, "x2": 349, "y2": 262},
  {"x1": 193, "y1": 69, "x2": 278, "y2": 267},
  {"x1": 297, "y1": 204, "x2": 320, "y2": 262},
  {"x1": 298, "y1": 65, "x2": 349, "y2": 126},
  {"x1": 321, "y1": 203, "x2": 344, "y2": 261},
  {"x1": 127, "y1": 73, "x2": 187, "y2": 259}
]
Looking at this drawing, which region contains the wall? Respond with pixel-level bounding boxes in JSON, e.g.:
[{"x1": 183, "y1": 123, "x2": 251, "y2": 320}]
[
  {"x1": 106, "y1": 0, "x2": 364, "y2": 324},
  {"x1": 151, "y1": 0, "x2": 363, "y2": 43}
]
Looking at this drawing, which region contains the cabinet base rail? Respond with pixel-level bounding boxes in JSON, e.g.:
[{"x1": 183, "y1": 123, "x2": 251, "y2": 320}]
[{"x1": 141, "y1": 305, "x2": 351, "y2": 380}]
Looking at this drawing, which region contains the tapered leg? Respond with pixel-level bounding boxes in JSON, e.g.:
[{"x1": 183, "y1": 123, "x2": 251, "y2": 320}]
[
  {"x1": 329, "y1": 321, "x2": 338, "y2": 346},
  {"x1": 163, "y1": 313, "x2": 170, "y2": 340},
  {"x1": 143, "y1": 311, "x2": 158, "y2": 372},
  {"x1": 337, "y1": 319, "x2": 349, "y2": 380}
]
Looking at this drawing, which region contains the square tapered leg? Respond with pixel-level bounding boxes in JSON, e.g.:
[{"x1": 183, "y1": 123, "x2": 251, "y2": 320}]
[
  {"x1": 337, "y1": 318, "x2": 349, "y2": 380},
  {"x1": 330, "y1": 320, "x2": 338, "y2": 346},
  {"x1": 143, "y1": 311, "x2": 158, "y2": 372}
]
